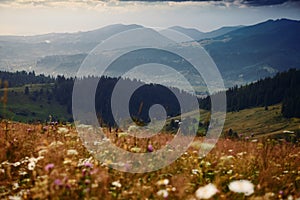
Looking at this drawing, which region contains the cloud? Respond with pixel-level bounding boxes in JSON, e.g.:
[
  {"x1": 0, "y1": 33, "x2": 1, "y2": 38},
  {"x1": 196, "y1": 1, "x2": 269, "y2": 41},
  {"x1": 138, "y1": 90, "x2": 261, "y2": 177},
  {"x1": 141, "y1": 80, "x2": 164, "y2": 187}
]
[
  {"x1": 117, "y1": 0, "x2": 300, "y2": 7},
  {"x1": 0, "y1": 0, "x2": 299, "y2": 7}
]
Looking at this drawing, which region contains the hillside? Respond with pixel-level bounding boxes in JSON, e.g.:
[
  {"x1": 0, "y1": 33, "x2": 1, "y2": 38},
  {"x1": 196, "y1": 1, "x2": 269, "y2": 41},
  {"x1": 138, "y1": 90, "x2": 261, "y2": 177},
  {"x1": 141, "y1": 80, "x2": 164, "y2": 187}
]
[
  {"x1": 201, "y1": 19, "x2": 300, "y2": 84},
  {"x1": 199, "y1": 68, "x2": 300, "y2": 118}
]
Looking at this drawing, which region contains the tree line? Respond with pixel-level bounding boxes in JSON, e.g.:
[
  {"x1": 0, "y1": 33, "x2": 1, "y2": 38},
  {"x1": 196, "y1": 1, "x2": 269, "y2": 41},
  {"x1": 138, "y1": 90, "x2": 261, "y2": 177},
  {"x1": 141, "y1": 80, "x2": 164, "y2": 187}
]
[
  {"x1": 0, "y1": 70, "x2": 53, "y2": 88},
  {"x1": 199, "y1": 68, "x2": 300, "y2": 118}
]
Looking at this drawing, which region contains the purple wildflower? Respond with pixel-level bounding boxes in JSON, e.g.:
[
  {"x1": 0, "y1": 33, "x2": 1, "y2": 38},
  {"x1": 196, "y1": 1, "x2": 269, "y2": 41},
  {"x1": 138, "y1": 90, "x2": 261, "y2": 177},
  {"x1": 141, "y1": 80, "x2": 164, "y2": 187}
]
[
  {"x1": 45, "y1": 163, "x2": 54, "y2": 171},
  {"x1": 84, "y1": 162, "x2": 93, "y2": 168},
  {"x1": 279, "y1": 190, "x2": 283, "y2": 195},
  {"x1": 147, "y1": 144, "x2": 154, "y2": 152},
  {"x1": 54, "y1": 179, "x2": 63, "y2": 186}
]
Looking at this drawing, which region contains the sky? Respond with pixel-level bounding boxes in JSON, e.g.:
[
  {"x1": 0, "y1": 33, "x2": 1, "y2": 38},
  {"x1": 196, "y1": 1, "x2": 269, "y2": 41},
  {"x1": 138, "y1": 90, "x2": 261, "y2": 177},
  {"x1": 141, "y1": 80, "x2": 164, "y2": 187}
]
[{"x1": 0, "y1": 0, "x2": 300, "y2": 35}]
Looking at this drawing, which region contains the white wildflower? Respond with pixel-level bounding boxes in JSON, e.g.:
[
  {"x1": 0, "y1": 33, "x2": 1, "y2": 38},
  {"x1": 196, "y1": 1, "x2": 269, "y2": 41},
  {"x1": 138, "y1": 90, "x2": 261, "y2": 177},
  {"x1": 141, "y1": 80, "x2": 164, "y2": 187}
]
[
  {"x1": 102, "y1": 137, "x2": 110, "y2": 142},
  {"x1": 220, "y1": 155, "x2": 234, "y2": 160},
  {"x1": 38, "y1": 149, "x2": 48, "y2": 157},
  {"x1": 228, "y1": 180, "x2": 254, "y2": 196},
  {"x1": 67, "y1": 149, "x2": 78, "y2": 155},
  {"x1": 93, "y1": 141, "x2": 102, "y2": 146},
  {"x1": 12, "y1": 182, "x2": 19, "y2": 190},
  {"x1": 118, "y1": 132, "x2": 128, "y2": 137},
  {"x1": 157, "y1": 189, "x2": 169, "y2": 198},
  {"x1": 63, "y1": 159, "x2": 72, "y2": 165},
  {"x1": 57, "y1": 127, "x2": 69, "y2": 134},
  {"x1": 13, "y1": 162, "x2": 21, "y2": 167},
  {"x1": 192, "y1": 169, "x2": 199, "y2": 175},
  {"x1": 130, "y1": 147, "x2": 141, "y2": 153},
  {"x1": 78, "y1": 157, "x2": 93, "y2": 167},
  {"x1": 8, "y1": 196, "x2": 21, "y2": 200},
  {"x1": 195, "y1": 183, "x2": 218, "y2": 199},
  {"x1": 112, "y1": 181, "x2": 122, "y2": 188},
  {"x1": 28, "y1": 161, "x2": 35, "y2": 171},
  {"x1": 49, "y1": 141, "x2": 64, "y2": 147},
  {"x1": 157, "y1": 179, "x2": 169, "y2": 186},
  {"x1": 19, "y1": 171, "x2": 27, "y2": 176}
]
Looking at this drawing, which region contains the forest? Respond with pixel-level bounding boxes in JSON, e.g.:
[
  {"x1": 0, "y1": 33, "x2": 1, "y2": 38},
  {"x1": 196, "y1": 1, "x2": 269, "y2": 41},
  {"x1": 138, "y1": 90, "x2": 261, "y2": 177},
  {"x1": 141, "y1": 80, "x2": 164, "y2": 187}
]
[
  {"x1": 1, "y1": 68, "x2": 300, "y2": 124},
  {"x1": 199, "y1": 68, "x2": 300, "y2": 118}
]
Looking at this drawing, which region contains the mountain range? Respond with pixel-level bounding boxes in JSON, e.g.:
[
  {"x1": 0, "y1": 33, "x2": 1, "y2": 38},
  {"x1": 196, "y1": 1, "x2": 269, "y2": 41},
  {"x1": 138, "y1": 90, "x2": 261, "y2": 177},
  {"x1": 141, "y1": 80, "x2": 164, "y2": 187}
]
[{"x1": 0, "y1": 19, "x2": 299, "y2": 90}]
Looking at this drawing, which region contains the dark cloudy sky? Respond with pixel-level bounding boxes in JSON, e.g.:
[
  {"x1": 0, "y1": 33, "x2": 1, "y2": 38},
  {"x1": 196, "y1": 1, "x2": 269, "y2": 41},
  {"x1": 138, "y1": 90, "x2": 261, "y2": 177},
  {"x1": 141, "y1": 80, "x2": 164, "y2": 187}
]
[{"x1": 0, "y1": 0, "x2": 299, "y2": 35}]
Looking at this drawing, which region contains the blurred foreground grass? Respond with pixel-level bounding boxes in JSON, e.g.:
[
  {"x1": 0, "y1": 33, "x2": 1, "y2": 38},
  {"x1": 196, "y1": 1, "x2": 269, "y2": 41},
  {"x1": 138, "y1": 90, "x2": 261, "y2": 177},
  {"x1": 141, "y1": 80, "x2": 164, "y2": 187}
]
[{"x1": 0, "y1": 121, "x2": 300, "y2": 199}]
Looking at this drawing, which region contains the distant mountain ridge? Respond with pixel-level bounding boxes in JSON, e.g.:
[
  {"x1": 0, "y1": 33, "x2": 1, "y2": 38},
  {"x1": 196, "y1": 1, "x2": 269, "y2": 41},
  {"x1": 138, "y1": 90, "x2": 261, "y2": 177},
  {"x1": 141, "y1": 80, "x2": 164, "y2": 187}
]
[
  {"x1": 201, "y1": 18, "x2": 300, "y2": 85},
  {"x1": 169, "y1": 25, "x2": 243, "y2": 40},
  {"x1": 0, "y1": 19, "x2": 300, "y2": 88}
]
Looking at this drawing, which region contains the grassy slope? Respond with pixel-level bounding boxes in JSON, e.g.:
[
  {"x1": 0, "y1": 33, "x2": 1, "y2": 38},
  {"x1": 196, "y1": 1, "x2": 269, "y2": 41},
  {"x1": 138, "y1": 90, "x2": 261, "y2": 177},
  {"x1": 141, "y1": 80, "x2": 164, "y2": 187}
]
[
  {"x1": 0, "y1": 84, "x2": 71, "y2": 122},
  {"x1": 169, "y1": 104, "x2": 300, "y2": 138},
  {"x1": 222, "y1": 104, "x2": 300, "y2": 138},
  {"x1": 1, "y1": 83, "x2": 300, "y2": 138}
]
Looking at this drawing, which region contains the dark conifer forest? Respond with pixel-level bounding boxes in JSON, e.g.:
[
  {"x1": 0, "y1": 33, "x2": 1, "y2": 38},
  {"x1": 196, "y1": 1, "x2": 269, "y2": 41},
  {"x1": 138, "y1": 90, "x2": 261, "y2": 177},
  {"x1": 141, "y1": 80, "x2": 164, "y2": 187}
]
[
  {"x1": 1, "y1": 68, "x2": 300, "y2": 123},
  {"x1": 199, "y1": 68, "x2": 300, "y2": 118}
]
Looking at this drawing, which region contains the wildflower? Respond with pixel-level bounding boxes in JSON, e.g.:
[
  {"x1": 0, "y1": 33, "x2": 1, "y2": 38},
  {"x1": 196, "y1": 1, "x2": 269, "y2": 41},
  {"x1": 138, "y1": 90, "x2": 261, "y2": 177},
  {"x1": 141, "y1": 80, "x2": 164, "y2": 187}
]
[
  {"x1": 54, "y1": 179, "x2": 63, "y2": 186},
  {"x1": 157, "y1": 189, "x2": 169, "y2": 198},
  {"x1": 49, "y1": 141, "x2": 64, "y2": 147},
  {"x1": 13, "y1": 162, "x2": 21, "y2": 167},
  {"x1": 130, "y1": 147, "x2": 141, "y2": 153},
  {"x1": 118, "y1": 132, "x2": 128, "y2": 137},
  {"x1": 67, "y1": 149, "x2": 78, "y2": 155},
  {"x1": 147, "y1": 144, "x2": 154, "y2": 152},
  {"x1": 228, "y1": 180, "x2": 254, "y2": 196},
  {"x1": 43, "y1": 126, "x2": 48, "y2": 131},
  {"x1": 93, "y1": 141, "x2": 101, "y2": 146},
  {"x1": 19, "y1": 171, "x2": 27, "y2": 176},
  {"x1": 38, "y1": 149, "x2": 48, "y2": 157},
  {"x1": 8, "y1": 196, "x2": 21, "y2": 200},
  {"x1": 63, "y1": 159, "x2": 72, "y2": 165},
  {"x1": 195, "y1": 183, "x2": 218, "y2": 199},
  {"x1": 192, "y1": 169, "x2": 199, "y2": 175},
  {"x1": 112, "y1": 181, "x2": 122, "y2": 188},
  {"x1": 57, "y1": 127, "x2": 69, "y2": 134},
  {"x1": 28, "y1": 161, "x2": 36, "y2": 171},
  {"x1": 12, "y1": 182, "x2": 19, "y2": 190},
  {"x1": 84, "y1": 162, "x2": 93, "y2": 168},
  {"x1": 220, "y1": 155, "x2": 234, "y2": 160},
  {"x1": 157, "y1": 179, "x2": 169, "y2": 186},
  {"x1": 45, "y1": 163, "x2": 55, "y2": 171}
]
